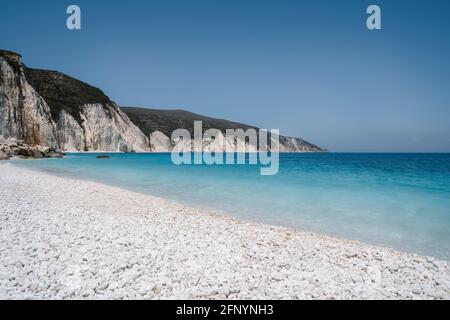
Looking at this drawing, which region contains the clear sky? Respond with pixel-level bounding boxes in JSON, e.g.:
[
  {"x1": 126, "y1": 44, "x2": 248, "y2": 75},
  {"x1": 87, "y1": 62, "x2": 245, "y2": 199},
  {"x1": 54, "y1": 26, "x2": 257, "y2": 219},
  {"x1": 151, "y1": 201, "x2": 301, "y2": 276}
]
[{"x1": 1, "y1": 0, "x2": 449, "y2": 151}]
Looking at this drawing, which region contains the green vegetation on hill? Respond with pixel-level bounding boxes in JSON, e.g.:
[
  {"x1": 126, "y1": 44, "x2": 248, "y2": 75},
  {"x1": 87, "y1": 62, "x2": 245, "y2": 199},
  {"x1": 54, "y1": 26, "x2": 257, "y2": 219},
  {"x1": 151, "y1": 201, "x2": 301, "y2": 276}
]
[
  {"x1": 24, "y1": 68, "x2": 112, "y2": 125},
  {"x1": 121, "y1": 107, "x2": 259, "y2": 137},
  {"x1": 0, "y1": 50, "x2": 22, "y2": 74},
  {"x1": 0, "y1": 49, "x2": 21, "y2": 58}
]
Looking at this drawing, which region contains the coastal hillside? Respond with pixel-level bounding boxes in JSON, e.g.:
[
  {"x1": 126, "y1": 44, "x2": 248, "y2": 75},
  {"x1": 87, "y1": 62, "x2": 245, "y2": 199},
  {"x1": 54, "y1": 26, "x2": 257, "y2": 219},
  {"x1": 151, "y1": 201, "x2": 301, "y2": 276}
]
[
  {"x1": 122, "y1": 107, "x2": 323, "y2": 152},
  {"x1": 0, "y1": 49, "x2": 324, "y2": 152}
]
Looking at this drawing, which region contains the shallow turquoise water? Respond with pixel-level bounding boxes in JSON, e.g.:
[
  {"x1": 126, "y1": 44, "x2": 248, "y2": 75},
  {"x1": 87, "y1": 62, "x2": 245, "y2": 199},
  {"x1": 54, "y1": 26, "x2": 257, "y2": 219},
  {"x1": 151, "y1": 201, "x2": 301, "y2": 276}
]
[{"x1": 10, "y1": 153, "x2": 450, "y2": 260}]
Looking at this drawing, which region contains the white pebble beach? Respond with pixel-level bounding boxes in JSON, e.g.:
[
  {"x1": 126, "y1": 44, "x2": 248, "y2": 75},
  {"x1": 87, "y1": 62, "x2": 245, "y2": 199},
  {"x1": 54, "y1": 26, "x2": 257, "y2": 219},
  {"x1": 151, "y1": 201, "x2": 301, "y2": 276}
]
[{"x1": 0, "y1": 162, "x2": 449, "y2": 300}]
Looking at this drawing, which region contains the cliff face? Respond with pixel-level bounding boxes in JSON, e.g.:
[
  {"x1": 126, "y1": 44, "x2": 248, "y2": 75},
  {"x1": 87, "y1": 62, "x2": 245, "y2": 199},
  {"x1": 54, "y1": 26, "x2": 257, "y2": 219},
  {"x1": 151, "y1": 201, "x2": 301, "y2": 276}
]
[
  {"x1": 56, "y1": 104, "x2": 149, "y2": 152},
  {"x1": 0, "y1": 51, "x2": 58, "y2": 148},
  {"x1": 0, "y1": 50, "x2": 324, "y2": 153},
  {"x1": 0, "y1": 50, "x2": 149, "y2": 152}
]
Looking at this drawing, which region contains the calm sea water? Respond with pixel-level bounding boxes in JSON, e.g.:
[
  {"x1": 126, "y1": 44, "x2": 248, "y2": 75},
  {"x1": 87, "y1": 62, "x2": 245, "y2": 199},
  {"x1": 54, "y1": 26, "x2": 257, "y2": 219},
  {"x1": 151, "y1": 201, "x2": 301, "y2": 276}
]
[{"x1": 11, "y1": 153, "x2": 450, "y2": 260}]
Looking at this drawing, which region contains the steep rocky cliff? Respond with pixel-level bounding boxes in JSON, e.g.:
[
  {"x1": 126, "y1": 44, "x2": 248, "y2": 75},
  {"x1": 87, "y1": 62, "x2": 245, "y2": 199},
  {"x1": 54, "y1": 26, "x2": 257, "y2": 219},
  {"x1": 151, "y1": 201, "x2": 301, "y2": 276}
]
[
  {"x1": 24, "y1": 65, "x2": 149, "y2": 152},
  {"x1": 0, "y1": 49, "x2": 324, "y2": 153},
  {"x1": 0, "y1": 50, "x2": 149, "y2": 152},
  {"x1": 0, "y1": 50, "x2": 58, "y2": 148}
]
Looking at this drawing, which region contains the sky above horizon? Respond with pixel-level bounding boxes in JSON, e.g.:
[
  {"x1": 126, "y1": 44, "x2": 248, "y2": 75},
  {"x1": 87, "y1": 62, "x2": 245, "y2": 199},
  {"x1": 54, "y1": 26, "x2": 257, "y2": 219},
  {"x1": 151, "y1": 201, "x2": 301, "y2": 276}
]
[{"x1": 1, "y1": 0, "x2": 450, "y2": 152}]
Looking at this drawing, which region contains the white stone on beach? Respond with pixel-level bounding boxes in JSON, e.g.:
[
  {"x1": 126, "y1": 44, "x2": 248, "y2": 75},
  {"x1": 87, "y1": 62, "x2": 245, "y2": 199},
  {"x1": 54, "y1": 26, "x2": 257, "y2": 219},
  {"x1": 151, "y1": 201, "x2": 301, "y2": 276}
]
[{"x1": 0, "y1": 163, "x2": 449, "y2": 300}]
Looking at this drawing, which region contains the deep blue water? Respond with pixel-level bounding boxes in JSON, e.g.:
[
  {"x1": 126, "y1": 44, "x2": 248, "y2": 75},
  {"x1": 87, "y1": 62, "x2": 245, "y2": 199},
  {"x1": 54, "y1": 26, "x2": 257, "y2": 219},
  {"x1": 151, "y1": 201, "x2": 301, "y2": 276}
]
[{"x1": 11, "y1": 153, "x2": 450, "y2": 260}]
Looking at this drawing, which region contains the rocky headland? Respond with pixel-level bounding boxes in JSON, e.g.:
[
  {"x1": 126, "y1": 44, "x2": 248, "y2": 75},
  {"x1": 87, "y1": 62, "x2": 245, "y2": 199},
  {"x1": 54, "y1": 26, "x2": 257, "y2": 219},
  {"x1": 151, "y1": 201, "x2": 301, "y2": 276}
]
[{"x1": 0, "y1": 49, "x2": 324, "y2": 153}]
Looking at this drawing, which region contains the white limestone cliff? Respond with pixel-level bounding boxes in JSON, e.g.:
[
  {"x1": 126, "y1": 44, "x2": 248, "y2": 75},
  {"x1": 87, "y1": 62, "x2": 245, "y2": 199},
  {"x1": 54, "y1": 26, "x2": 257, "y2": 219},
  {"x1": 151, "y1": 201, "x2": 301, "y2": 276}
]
[
  {"x1": 78, "y1": 103, "x2": 149, "y2": 152},
  {"x1": 149, "y1": 131, "x2": 172, "y2": 152},
  {"x1": 0, "y1": 53, "x2": 58, "y2": 148},
  {"x1": 1, "y1": 51, "x2": 151, "y2": 152}
]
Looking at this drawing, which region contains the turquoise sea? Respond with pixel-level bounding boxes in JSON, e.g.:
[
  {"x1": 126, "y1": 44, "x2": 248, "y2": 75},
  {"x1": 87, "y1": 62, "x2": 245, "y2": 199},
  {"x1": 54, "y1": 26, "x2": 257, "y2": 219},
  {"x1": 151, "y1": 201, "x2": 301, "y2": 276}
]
[{"x1": 11, "y1": 153, "x2": 450, "y2": 260}]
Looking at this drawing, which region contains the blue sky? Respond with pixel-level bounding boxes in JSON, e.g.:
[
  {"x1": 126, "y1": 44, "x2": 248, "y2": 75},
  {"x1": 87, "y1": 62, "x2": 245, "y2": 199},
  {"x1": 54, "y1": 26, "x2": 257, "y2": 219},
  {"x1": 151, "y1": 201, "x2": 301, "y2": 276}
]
[{"x1": 1, "y1": 0, "x2": 449, "y2": 151}]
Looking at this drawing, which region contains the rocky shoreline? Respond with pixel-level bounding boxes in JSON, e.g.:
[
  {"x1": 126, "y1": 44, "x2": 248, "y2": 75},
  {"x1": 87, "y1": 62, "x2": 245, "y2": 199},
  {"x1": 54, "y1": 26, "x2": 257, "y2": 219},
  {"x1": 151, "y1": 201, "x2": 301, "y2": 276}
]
[{"x1": 0, "y1": 140, "x2": 63, "y2": 160}]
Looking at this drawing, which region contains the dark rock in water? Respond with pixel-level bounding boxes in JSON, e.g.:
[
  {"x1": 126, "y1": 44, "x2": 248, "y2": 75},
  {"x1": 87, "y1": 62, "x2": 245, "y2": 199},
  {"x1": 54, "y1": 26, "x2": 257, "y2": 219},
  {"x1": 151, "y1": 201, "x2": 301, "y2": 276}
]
[
  {"x1": 47, "y1": 151, "x2": 63, "y2": 158},
  {"x1": 96, "y1": 155, "x2": 110, "y2": 159}
]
